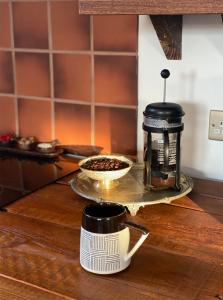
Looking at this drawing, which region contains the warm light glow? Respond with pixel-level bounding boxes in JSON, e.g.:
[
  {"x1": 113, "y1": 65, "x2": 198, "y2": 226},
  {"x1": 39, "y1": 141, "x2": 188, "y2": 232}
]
[{"x1": 94, "y1": 179, "x2": 119, "y2": 190}]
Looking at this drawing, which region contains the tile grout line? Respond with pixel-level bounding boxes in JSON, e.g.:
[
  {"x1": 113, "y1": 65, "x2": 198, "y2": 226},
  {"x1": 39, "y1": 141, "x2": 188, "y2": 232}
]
[
  {"x1": 94, "y1": 51, "x2": 137, "y2": 57},
  {"x1": 8, "y1": 0, "x2": 25, "y2": 192},
  {"x1": 47, "y1": 0, "x2": 55, "y2": 140},
  {"x1": 0, "y1": 47, "x2": 137, "y2": 56},
  {"x1": 8, "y1": 0, "x2": 19, "y2": 136},
  {"x1": 0, "y1": 93, "x2": 137, "y2": 109},
  {"x1": 95, "y1": 103, "x2": 137, "y2": 109},
  {"x1": 136, "y1": 17, "x2": 139, "y2": 157},
  {"x1": 90, "y1": 15, "x2": 95, "y2": 145}
]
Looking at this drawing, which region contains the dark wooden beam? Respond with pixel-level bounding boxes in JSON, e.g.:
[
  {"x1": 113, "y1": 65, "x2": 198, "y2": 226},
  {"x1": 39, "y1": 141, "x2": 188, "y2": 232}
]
[
  {"x1": 150, "y1": 15, "x2": 182, "y2": 60},
  {"x1": 79, "y1": 0, "x2": 223, "y2": 15}
]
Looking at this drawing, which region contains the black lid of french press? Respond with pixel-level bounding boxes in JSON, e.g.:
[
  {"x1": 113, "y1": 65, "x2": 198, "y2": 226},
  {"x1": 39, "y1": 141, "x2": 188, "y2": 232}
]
[
  {"x1": 144, "y1": 102, "x2": 185, "y2": 119},
  {"x1": 144, "y1": 69, "x2": 185, "y2": 120}
]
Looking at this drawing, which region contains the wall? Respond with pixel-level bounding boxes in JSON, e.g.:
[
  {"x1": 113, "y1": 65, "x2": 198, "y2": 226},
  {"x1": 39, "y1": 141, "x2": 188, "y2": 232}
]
[
  {"x1": 138, "y1": 15, "x2": 223, "y2": 181},
  {"x1": 0, "y1": 0, "x2": 138, "y2": 155}
]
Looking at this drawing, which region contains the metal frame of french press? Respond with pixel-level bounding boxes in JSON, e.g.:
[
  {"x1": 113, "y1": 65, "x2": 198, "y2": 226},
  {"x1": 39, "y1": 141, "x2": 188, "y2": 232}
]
[{"x1": 145, "y1": 124, "x2": 184, "y2": 191}]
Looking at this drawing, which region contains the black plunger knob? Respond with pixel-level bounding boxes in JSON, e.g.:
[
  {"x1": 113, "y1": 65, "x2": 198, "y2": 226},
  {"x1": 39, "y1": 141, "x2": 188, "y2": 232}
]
[{"x1": 161, "y1": 69, "x2": 170, "y2": 79}]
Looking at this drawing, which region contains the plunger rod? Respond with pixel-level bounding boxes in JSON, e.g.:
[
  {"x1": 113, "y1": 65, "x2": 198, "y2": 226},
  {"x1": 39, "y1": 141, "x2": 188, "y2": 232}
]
[{"x1": 163, "y1": 79, "x2": 166, "y2": 103}]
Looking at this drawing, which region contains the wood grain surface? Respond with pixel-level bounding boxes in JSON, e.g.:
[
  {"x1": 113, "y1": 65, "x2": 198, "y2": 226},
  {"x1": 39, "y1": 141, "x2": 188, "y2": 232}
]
[
  {"x1": 150, "y1": 15, "x2": 182, "y2": 60},
  {"x1": 0, "y1": 274, "x2": 70, "y2": 300},
  {"x1": 79, "y1": 0, "x2": 223, "y2": 15},
  {"x1": 1, "y1": 171, "x2": 223, "y2": 300}
]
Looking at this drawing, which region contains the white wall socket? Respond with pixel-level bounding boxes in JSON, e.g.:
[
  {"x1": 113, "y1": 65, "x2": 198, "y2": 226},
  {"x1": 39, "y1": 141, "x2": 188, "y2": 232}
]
[{"x1": 209, "y1": 110, "x2": 223, "y2": 141}]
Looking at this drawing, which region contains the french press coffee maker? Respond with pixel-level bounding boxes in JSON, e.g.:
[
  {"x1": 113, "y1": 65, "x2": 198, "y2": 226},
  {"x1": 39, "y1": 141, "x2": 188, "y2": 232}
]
[{"x1": 143, "y1": 70, "x2": 185, "y2": 191}]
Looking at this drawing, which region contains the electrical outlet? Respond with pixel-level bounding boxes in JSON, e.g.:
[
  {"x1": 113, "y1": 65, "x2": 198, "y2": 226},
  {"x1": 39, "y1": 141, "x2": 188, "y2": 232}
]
[{"x1": 209, "y1": 110, "x2": 223, "y2": 141}]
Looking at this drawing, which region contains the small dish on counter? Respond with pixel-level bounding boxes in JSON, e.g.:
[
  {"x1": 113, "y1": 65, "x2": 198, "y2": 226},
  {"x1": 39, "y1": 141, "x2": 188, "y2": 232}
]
[
  {"x1": 17, "y1": 136, "x2": 37, "y2": 150},
  {"x1": 36, "y1": 142, "x2": 56, "y2": 153},
  {"x1": 57, "y1": 145, "x2": 103, "y2": 158},
  {"x1": 79, "y1": 155, "x2": 133, "y2": 189},
  {"x1": 35, "y1": 139, "x2": 60, "y2": 154}
]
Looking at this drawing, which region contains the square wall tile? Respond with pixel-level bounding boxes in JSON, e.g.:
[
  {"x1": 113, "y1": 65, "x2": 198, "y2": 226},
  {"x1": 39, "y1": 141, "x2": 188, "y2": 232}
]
[
  {"x1": 51, "y1": 1, "x2": 90, "y2": 50},
  {"x1": 0, "y1": 51, "x2": 14, "y2": 93},
  {"x1": 0, "y1": 96, "x2": 16, "y2": 134},
  {"x1": 0, "y1": 2, "x2": 11, "y2": 47},
  {"x1": 95, "y1": 55, "x2": 137, "y2": 105},
  {"x1": 54, "y1": 54, "x2": 91, "y2": 101},
  {"x1": 18, "y1": 98, "x2": 52, "y2": 141},
  {"x1": 12, "y1": 2, "x2": 48, "y2": 49},
  {"x1": 55, "y1": 102, "x2": 91, "y2": 144},
  {"x1": 15, "y1": 52, "x2": 50, "y2": 97},
  {"x1": 95, "y1": 107, "x2": 137, "y2": 155},
  {"x1": 93, "y1": 16, "x2": 137, "y2": 52}
]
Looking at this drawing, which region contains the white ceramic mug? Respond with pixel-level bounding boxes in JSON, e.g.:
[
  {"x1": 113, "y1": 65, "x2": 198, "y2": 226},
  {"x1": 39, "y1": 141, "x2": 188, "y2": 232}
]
[{"x1": 80, "y1": 202, "x2": 149, "y2": 274}]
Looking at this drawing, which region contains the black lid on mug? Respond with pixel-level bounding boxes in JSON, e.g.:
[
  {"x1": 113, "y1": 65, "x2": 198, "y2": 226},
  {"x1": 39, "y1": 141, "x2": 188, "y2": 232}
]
[{"x1": 82, "y1": 202, "x2": 126, "y2": 234}]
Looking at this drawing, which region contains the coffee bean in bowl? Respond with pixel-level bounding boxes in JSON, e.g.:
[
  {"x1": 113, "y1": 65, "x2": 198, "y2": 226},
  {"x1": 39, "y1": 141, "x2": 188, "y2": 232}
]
[
  {"x1": 81, "y1": 158, "x2": 129, "y2": 171},
  {"x1": 79, "y1": 155, "x2": 133, "y2": 182}
]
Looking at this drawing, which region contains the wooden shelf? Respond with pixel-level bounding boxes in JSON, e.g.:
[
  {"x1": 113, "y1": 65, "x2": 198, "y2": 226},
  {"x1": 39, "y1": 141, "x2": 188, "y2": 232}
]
[
  {"x1": 79, "y1": 0, "x2": 223, "y2": 15},
  {"x1": 150, "y1": 15, "x2": 182, "y2": 60}
]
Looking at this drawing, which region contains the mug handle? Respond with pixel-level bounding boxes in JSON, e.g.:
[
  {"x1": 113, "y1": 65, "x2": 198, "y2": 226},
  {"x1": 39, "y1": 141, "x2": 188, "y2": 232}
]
[{"x1": 122, "y1": 221, "x2": 149, "y2": 261}]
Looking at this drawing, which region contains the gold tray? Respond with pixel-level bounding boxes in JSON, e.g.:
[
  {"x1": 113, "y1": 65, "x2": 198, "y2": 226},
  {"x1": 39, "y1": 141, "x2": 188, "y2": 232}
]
[{"x1": 70, "y1": 164, "x2": 193, "y2": 215}]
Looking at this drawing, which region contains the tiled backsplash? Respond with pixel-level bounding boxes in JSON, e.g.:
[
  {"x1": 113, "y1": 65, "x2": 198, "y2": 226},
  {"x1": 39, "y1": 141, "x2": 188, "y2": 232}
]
[{"x1": 0, "y1": 0, "x2": 138, "y2": 155}]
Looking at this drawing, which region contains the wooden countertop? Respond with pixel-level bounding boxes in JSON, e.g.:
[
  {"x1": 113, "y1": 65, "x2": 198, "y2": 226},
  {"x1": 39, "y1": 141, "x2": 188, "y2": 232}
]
[{"x1": 0, "y1": 167, "x2": 223, "y2": 300}]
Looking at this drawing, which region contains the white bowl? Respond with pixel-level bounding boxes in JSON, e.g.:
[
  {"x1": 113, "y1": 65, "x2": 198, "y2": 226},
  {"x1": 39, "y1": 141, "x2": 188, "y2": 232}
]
[{"x1": 79, "y1": 155, "x2": 133, "y2": 182}]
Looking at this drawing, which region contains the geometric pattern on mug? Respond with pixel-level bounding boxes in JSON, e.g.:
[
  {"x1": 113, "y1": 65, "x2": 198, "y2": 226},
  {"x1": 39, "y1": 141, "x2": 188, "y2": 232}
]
[{"x1": 81, "y1": 229, "x2": 121, "y2": 272}]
